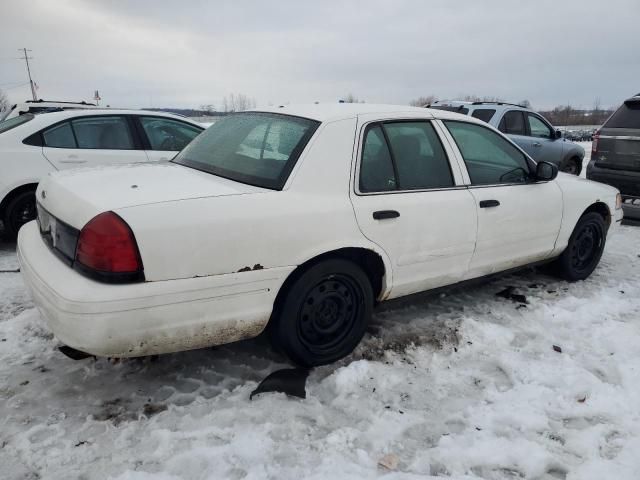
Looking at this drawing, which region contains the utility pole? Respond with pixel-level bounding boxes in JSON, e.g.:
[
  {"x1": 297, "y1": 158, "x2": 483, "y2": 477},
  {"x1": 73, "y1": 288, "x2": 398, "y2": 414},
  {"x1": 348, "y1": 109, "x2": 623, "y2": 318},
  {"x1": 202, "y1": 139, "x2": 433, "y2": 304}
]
[{"x1": 18, "y1": 48, "x2": 38, "y2": 101}]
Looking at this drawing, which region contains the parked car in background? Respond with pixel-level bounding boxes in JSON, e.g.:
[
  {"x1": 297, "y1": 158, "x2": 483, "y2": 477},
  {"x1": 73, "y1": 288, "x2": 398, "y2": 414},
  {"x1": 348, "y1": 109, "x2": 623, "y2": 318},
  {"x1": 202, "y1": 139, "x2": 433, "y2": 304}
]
[
  {"x1": 0, "y1": 109, "x2": 204, "y2": 237},
  {"x1": 428, "y1": 101, "x2": 585, "y2": 175},
  {"x1": 0, "y1": 99, "x2": 99, "y2": 121},
  {"x1": 587, "y1": 93, "x2": 640, "y2": 223},
  {"x1": 18, "y1": 104, "x2": 621, "y2": 367}
]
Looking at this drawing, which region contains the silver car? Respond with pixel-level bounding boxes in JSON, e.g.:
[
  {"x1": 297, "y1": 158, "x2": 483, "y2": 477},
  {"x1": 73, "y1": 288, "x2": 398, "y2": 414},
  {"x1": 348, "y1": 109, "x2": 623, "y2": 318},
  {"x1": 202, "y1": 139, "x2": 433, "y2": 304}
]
[{"x1": 428, "y1": 101, "x2": 585, "y2": 175}]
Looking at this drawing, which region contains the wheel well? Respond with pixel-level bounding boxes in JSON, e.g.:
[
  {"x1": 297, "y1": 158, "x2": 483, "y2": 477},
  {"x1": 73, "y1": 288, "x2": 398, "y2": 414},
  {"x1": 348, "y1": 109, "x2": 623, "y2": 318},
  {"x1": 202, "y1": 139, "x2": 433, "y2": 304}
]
[
  {"x1": 271, "y1": 247, "x2": 386, "y2": 317},
  {"x1": 0, "y1": 183, "x2": 38, "y2": 218},
  {"x1": 582, "y1": 202, "x2": 611, "y2": 229}
]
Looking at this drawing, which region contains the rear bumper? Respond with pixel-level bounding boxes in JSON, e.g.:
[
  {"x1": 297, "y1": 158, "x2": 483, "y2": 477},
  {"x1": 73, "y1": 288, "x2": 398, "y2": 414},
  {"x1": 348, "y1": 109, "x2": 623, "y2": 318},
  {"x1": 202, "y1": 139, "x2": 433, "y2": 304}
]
[
  {"x1": 17, "y1": 221, "x2": 293, "y2": 357},
  {"x1": 587, "y1": 162, "x2": 640, "y2": 220}
]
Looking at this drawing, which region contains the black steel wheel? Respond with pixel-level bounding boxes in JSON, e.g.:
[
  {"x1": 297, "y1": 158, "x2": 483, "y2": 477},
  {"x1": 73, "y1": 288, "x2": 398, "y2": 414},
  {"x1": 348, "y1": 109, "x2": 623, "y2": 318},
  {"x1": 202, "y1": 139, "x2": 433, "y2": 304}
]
[
  {"x1": 555, "y1": 212, "x2": 606, "y2": 281},
  {"x1": 270, "y1": 258, "x2": 373, "y2": 367},
  {"x1": 3, "y1": 190, "x2": 37, "y2": 239}
]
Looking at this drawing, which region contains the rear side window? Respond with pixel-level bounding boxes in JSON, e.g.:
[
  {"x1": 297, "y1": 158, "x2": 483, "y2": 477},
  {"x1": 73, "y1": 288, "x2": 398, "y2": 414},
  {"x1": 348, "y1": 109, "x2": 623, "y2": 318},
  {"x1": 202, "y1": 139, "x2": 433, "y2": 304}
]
[
  {"x1": 604, "y1": 101, "x2": 640, "y2": 128},
  {"x1": 471, "y1": 109, "x2": 496, "y2": 123},
  {"x1": 71, "y1": 116, "x2": 134, "y2": 149},
  {"x1": 43, "y1": 122, "x2": 76, "y2": 148},
  {"x1": 445, "y1": 120, "x2": 530, "y2": 185},
  {"x1": 0, "y1": 113, "x2": 34, "y2": 134},
  {"x1": 499, "y1": 110, "x2": 526, "y2": 135},
  {"x1": 360, "y1": 126, "x2": 396, "y2": 192},
  {"x1": 359, "y1": 121, "x2": 454, "y2": 192},
  {"x1": 139, "y1": 117, "x2": 202, "y2": 151}
]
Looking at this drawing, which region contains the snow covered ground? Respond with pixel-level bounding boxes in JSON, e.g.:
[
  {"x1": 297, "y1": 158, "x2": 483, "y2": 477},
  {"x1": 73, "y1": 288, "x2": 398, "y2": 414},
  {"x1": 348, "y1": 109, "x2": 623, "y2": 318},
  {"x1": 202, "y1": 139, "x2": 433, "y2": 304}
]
[{"x1": 2, "y1": 143, "x2": 640, "y2": 479}]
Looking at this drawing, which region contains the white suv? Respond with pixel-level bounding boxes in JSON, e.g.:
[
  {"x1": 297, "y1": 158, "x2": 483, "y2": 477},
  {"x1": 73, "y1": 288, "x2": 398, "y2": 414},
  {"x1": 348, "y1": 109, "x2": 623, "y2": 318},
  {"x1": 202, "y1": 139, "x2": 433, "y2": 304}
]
[{"x1": 0, "y1": 109, "x2": 204, "y2": 237}]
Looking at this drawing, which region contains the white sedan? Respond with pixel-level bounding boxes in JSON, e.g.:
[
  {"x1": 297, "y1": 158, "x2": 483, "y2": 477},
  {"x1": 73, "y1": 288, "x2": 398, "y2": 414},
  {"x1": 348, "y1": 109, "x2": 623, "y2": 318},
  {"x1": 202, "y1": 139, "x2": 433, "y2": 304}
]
[
  {"x1": 17, "y1": 104, "x2": 622, "y2": 366},
  {"x1": 0, "y1": 109, "x2": 203, "y2": 238}
]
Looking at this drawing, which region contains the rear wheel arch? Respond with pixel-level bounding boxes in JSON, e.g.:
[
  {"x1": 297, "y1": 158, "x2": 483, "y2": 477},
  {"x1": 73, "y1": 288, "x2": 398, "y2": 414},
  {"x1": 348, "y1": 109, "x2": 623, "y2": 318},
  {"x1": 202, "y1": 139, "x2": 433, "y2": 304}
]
[{"x1": 271, "y1": 247, "x2": 387, "y2": 319}]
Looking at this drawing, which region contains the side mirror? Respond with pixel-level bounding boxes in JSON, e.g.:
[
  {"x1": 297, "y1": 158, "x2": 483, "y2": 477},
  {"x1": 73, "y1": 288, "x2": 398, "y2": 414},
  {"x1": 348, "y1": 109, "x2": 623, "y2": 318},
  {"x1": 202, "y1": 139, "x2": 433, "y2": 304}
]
[
  {"x1": 555, "y1": 129, "x2": 562, "y2": 139},
  {"x1": 536, "y1": 161, "x2": 558, "y2": 181}
]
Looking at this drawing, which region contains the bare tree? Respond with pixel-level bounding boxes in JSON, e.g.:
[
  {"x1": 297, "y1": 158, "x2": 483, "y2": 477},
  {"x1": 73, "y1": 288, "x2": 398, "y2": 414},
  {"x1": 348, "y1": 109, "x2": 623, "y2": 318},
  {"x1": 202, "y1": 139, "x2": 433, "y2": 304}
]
[
  {"x1": 409, "y1": 95, "x2": 436, "y2": 107},
  {"x1": 199, "y1": 104, "x2": 216, "y2": 115},
  {"x1": 592, "y1": 97, "x2": 602, "y2": 114},
  {"x1": 0, "y1": 89, "x2": 9, "y2": 116},
  {"x1": 341, "y1": 93, "x2": 364, "y2": 104},
  {"x1": 222, "y1": 93, "x2": 257, "y2": 112}
]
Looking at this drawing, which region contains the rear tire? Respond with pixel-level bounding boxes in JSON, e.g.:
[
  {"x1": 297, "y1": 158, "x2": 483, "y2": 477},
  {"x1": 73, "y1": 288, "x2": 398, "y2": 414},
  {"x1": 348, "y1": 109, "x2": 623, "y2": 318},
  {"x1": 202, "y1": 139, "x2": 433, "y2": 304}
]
[
  {"x1": 554, "y1": 212, "x2": 606, "y2": 281},
  {"x1": 269, "y1": 259, "x2": 373, "y2": 367},
  {"x1": 3, "y1": 190, "x2": 37, "y2": 239}
]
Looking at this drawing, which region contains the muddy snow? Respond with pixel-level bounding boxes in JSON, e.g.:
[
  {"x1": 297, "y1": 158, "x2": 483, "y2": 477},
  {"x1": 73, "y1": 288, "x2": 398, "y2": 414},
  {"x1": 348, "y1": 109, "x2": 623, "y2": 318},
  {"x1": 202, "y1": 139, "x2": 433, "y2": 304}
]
[{"x1": 2, "y1": 146, "x2": 640, "y2": 479}]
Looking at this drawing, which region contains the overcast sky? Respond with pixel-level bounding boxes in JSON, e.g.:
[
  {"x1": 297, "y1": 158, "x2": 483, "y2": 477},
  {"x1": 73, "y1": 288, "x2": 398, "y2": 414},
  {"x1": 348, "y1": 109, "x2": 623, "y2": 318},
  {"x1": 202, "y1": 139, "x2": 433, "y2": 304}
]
[{"x1": 1, "y1": 0, "x2": 639, "y2": 111}]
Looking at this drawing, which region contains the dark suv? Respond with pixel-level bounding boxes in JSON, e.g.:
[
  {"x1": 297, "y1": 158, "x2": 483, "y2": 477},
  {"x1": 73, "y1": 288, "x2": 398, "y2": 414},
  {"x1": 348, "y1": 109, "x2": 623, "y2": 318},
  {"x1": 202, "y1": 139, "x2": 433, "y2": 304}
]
[{"x1": 587, "y1": 93, "x2": 640, "y2": 222}]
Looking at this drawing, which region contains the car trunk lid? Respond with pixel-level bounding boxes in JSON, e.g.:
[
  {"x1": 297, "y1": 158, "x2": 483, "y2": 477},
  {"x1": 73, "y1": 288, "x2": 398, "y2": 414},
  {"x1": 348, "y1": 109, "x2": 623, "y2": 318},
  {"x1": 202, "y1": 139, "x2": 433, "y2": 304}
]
[{"x1": 36, "y1": 162, "x2": 266, "y2": 229}]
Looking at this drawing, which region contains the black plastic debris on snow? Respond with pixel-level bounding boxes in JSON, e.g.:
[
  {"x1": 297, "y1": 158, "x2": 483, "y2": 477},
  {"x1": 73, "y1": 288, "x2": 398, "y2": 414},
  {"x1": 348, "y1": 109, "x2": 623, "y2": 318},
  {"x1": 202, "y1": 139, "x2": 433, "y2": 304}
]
[
  {"x1": 0, "y1": 268, "x2": 20, "y2": 273},
  {"x1": 250, "y1": 367, "x2": 310, "y2": 400},
  {"x1": 495, "y1": 286, "x2": 528, "y2": 305},
  {"x1": 58, "y1": 345, "x2": 94, "y2": 360}
]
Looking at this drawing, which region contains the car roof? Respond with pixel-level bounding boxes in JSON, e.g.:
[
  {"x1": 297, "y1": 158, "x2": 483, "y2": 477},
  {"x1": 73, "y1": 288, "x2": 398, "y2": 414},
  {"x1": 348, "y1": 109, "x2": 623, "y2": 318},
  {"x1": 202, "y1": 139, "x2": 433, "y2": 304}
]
[
  {"x1": 251, "y1": 103, "x2": 434, "y2": 122},
  {"x1": 17, "y1": 109, "x2": 203, "y2": 129}
]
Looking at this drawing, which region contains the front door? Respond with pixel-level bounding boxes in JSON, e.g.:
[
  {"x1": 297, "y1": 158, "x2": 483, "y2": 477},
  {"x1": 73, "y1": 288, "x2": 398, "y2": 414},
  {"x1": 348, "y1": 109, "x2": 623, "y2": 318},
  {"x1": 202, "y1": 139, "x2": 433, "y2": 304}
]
[
  {"x1": 349, "y1": 117, "x2": 477, "y2": 299},
  {"x1": 441, "y1": 119, "x2": 563, "y2": 278}
]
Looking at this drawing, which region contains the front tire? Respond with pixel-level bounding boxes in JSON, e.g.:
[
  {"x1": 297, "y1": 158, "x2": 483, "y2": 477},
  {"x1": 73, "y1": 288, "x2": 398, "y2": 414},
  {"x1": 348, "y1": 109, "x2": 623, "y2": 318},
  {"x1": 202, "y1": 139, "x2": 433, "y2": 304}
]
[
  {"x1": 561, "y1": 157, "x2": 581, "y2": 175},
  {"x1": 554, "y1": 212, "x2": 606, "y2": 281},
  {"x1": 3, "y1": 190, "x2": 37, "y2": 239},
  {"x1": 270, "y1": 259, "x2": 374, "y2": 367}
]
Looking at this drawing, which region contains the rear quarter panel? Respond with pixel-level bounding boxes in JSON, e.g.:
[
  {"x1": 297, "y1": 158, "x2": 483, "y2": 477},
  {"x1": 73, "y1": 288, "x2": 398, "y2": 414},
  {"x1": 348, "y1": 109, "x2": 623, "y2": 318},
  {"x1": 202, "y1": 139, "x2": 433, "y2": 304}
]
[{"x1": 116, "y1": 117, "x2": 394, "y2": 294}]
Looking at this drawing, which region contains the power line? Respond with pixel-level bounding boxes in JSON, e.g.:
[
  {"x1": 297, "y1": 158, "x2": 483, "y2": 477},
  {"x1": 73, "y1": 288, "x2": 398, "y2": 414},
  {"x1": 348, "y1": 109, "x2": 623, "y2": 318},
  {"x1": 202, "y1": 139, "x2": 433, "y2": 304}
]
[{"x1": 17, "y1": 48, "x2": 37, "y2": 101}]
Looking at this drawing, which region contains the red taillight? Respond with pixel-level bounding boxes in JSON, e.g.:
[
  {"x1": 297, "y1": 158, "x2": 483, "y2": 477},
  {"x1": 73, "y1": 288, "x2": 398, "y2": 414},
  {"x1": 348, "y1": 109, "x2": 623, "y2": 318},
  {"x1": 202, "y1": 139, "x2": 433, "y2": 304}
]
[
  {"x1": 592, "y1": 130, "x2": 600, "y2": 155},
  {"x1": 75, "y1": 212, "x2": 142, "y2": 275}
]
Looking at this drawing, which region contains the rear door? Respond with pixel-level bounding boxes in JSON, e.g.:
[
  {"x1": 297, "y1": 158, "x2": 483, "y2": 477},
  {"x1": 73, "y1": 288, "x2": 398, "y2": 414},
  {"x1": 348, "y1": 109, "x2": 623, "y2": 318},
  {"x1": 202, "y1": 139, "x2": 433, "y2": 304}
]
[
  {"x1": 41, "y1": 115, "x2": 147, "y2": 169},
  {"x1": 349, "y1": 115, "x2": 477, "y2": 299},
  {"x1": 441, "y1": 119, "x2": 562, "y2": 278},
  {"x1": 135, "y1": 116, "x2": 203, "y2": 162}
]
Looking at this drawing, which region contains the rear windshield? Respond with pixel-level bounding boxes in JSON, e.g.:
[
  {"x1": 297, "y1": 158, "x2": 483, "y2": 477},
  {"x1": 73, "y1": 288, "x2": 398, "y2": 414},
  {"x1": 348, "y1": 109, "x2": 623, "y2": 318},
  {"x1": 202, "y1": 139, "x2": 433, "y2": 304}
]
[
  {"x1": 173, "y1": 112, "x2": 319, "y2": 190},
  {"x1": 604, "y1": 101, "x2": 640, "y2": 128},
  {"x1": 429, "y1": 106, "x2": 470, "y2": 115},
  {"x1": 0, "y1": 113, "x2": 34, "y2": 134}
]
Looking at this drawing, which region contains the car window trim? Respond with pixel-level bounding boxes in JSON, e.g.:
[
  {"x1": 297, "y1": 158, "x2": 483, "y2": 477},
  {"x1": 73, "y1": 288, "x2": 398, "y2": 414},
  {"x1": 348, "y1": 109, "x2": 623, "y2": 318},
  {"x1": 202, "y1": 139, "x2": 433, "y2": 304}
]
[
  {"x1": 38, "y1": 114, "x2": 144, "y2": 150},
  {"x1": 355, "y1": 119, "x2": 459, "y2": 196},
  {"x1": 442, "y1": 119, "x2": 537, "y2": 187}
]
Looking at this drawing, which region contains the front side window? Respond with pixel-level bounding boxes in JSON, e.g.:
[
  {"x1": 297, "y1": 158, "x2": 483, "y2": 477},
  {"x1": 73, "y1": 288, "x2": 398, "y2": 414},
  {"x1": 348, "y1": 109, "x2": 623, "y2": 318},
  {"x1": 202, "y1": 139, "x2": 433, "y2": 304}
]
[
  {"x1": 359, "y1": 121, "x2": 454, "y2": 192},
  {"x1": 43, "y1": 122, "x2": 76, "y2": 148},
  {"x1": 499, "y1": 110, "x2": 526, "y2": 135},
  {"x1": 471, "y1": 109, "x2": 496, "y2": 123},
  {"x1": 173, "y1": 112, "x2": 319, "y2": 190},
  {"x1": 71, "y1": 116, "x2": 134, "y2": 149},
  {"x1": 139, "y1": 117, "x2": 202, "y2": 151},
  {"x1": 445, "y1": 120, "x2": 531, "y2": 185},
  {"x1": 527, "y1": 114, "x2": 553, "y2": 138}
]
